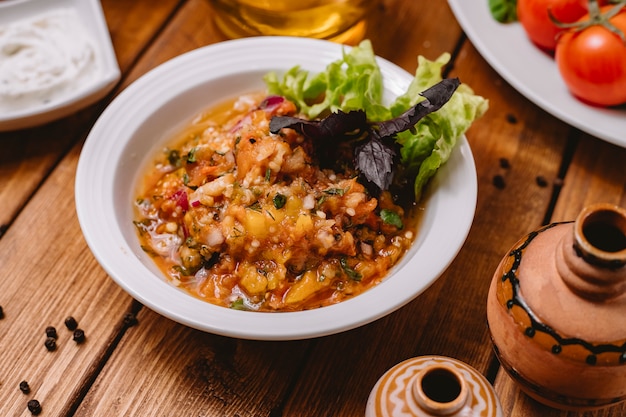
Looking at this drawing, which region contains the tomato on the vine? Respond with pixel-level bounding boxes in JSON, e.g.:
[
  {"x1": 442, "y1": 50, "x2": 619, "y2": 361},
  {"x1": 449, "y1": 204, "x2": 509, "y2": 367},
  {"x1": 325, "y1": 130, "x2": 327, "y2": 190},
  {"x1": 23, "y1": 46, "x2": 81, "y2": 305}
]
[
  {"x1": 555, "y1": 4, "x2": 626, "y2": 107},
  {"x1": 517, "y1": 0, "x2": 590, "y2": 51}
]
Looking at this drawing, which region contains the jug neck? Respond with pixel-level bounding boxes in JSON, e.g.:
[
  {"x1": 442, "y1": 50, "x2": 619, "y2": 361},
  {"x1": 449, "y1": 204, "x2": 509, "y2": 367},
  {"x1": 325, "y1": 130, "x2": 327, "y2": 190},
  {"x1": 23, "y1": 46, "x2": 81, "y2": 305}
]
[{"x1": 558, "y1": 203, "x2": 626, "y2": 301}]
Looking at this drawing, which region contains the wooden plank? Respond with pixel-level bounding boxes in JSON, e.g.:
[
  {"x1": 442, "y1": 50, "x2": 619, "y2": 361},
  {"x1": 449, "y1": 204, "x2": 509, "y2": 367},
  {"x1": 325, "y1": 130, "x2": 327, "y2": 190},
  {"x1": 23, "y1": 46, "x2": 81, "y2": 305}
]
[
  {"x1": 0, "y1": 143, "x2": 135, "y2": 417},
  {"x1": 75, "y1": 306, "x2": 311, "y2": 416},
  {"x1": 552, "y1": 134, "x2": 626, "y2": 221},
  {"x1": 0, "y1": 0, "x2": 183, "y2": 236}
]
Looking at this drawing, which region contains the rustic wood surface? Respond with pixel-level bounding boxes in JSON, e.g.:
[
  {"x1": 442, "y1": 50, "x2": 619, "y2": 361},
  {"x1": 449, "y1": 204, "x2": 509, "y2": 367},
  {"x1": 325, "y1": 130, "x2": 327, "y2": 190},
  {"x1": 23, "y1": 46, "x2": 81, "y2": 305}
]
[{"x1": 1, "y1": 0, "x2": 625, "y2": 416}]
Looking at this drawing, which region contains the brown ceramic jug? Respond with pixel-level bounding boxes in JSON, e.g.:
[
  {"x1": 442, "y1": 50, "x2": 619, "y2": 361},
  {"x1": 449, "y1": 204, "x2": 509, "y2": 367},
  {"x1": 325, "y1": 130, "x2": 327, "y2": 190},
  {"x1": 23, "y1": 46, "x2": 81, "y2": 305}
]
[{"x1": 487, "y1": 203, "x2": 626, "y2": 411}]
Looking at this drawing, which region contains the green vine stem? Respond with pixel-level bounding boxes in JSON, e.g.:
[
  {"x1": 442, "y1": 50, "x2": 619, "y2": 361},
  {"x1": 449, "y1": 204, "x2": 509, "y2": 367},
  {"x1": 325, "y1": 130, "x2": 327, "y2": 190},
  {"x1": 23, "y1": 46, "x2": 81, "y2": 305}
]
[{"x1": 549, "y1": 0, "x2": 626, "y2": 43}]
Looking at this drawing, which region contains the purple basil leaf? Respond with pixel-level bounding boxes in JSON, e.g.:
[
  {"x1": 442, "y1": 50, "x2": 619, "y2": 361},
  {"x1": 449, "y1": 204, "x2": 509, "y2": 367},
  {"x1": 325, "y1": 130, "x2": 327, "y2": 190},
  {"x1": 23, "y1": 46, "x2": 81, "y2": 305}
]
[
  {"x1": 374, "y1": 78, "x2": 460, "y2": 139},
  {"x1": 354, "y1": 136, "x2": 397, "y2": 191},
  {"x1": 270, "y1": 110, "x2": 367, "y2": 141}
]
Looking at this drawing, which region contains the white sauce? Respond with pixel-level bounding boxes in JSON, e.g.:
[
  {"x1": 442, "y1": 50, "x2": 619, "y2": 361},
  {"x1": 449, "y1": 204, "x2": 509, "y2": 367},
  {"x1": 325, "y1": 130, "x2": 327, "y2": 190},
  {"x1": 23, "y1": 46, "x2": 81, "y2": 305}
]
[{"x1": 0, "y1": 8, "x2": 99, "y2": 114}]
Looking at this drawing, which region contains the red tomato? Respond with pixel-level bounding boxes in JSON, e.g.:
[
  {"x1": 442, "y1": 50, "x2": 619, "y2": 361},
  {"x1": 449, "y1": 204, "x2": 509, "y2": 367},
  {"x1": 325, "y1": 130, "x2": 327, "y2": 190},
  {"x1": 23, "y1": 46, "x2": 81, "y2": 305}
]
[
  {"x1": 517, "y1": 0, "x2": 589, "y2": 51},
  {"x1": 555, "y1": 5, "x2": 626, "y2": 107}
]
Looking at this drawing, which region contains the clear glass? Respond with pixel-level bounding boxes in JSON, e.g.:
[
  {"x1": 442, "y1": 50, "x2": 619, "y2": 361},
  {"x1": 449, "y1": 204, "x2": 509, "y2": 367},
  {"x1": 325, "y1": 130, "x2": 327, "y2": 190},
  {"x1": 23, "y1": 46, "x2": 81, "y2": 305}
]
[{"x1": 210, "y1": 0, "x2": 375, "y2": 45}]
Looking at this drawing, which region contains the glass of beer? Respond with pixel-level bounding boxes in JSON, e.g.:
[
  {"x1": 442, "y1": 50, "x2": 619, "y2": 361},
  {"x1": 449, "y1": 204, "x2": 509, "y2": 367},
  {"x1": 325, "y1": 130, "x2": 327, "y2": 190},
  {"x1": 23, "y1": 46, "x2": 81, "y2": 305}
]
[{"x1": 209, "y1": 0, "x2": 376, "y2": 45}]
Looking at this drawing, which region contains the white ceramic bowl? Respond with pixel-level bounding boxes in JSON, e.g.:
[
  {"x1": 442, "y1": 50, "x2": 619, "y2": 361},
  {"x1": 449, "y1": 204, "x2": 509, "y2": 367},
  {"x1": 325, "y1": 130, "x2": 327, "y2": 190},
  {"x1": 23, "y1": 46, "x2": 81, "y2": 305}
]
[{"x1": 75, "y1": 37, "x2": 477, "y2": 340}]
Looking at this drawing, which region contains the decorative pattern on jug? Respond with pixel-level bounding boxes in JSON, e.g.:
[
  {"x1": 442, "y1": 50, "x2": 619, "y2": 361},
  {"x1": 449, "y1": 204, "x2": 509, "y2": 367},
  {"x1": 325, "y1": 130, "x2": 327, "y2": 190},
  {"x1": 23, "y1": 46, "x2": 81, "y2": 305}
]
[
  {"x1": 365, "y1": 356, "x2": 502, "y2": 417},
  {"x1": 495, "y1": 222, "x2": 626, "y2": 368}
]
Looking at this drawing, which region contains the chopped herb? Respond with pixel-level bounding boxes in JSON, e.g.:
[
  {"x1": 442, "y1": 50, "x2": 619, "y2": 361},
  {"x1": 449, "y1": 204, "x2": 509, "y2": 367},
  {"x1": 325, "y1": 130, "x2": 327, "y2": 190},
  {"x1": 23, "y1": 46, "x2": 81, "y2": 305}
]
[
  {"x1": 340, "y1": 258, "x2": 362, "y2": 281},
  {"x1": 167, "y1": 149, "x2": 182, "y2": 167},
  {"x1": 265, "y1": 210, "x2": 275, "y2": 220},
  {"x1": 172, "y1": 265, "x2": 194, "y2": 276},
  {"x1": 273, "y1": 193, "x2": 287, "y2": 209},
  {"x1": 186, "y1": 148, "x2": 198, "y2": 163},
  {"x1": 380, "y1": 209, "x2": 404, "y2": 229},
  {"x1": 64, "y1": 316, "x2": 78, "y2": 331},
  {"x1": 265, "y1": 167, "x2": 271, "y2": 182},
  {"x1": 230, "y1": 298, "x2": 246, "y2": 310},
  {"x1": 324, "y1": 188, "x2": 345, "y2": 196},
  {"x1": 140, "y1": 245, "x2": 159, "y2": 257},
  {"x1": 247, "y1": 201, "x2": 262, "y2": 212}
]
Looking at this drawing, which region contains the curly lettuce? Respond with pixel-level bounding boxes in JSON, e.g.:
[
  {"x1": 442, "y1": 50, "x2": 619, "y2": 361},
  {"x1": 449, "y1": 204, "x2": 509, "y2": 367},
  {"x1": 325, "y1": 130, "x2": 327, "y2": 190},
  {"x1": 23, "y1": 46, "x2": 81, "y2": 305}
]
[{"x1": 264, "y1": 40, "x2": 488, "y2": 202}]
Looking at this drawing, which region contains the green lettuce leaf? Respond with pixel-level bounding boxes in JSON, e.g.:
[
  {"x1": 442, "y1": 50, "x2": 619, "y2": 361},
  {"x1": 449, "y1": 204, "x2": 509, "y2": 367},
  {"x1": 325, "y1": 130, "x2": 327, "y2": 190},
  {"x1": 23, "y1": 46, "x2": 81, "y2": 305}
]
[
  {"x1": 488, "y1": 0, "x2": 518, "y2": 23},
  {"x1": 264, "y1": 40, "x2": 488, "y2": 202}
]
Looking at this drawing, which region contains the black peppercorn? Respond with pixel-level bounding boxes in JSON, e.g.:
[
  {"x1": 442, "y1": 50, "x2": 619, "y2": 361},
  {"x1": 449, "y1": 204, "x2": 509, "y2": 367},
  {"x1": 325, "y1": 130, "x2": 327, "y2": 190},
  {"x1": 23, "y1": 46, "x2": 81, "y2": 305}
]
[
  {"x1": 73, "y1": 328, "x2": 86, "y2": 344},
  {"x1": 506, "y1": 113, "x2": 518, "y2": 124},
  {"x1": 27, "y1": 399, "x2": 42, "y2": 415},
  {"x1": 499, "y1": 157, "x2": 510, "y2": 169},
  {"x1": 536, "y1": 175, "x2": 548, "y2": 187},
  {"x1": 492, "y1": 175, "x2": 506, "y2": 189},
  {"x1": 123, "y1": 313, "x2": 138, "y2": 327},
  {"x1": 0, "y1": 305, "x2": 4, "y2": 319},
  {"x1": 44, "y1": 337, "x2": 57, "y2": 352},
  {"x1": 19, "y1": 380, "x2": 30, "y2": 394},
  {"x1": 64, "y1": 316, "x2": 78, "y2": 331},
  {"x1": 45, "y1": 326, "x2": 57, "y2": 339}
]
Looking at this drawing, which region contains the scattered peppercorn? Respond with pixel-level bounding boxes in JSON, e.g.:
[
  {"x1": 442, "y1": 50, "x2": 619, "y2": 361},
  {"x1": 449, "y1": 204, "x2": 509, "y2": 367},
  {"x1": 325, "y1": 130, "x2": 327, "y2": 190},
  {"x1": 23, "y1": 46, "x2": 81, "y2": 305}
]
[
  {"x1": 27, "y1": 399, "x2": 42, "y2": 415},
  {"x1": 73, "y1": 328, "x2": 86, "y2": 344},
  {"x1": 44, "y1": 337, "x2": 57, "y2": 352},
  {"x1": 64, "y1": 316, "x2": 78, "y2": 331},
  {"x1": 506, "y1": 113, "x2": 518, "y2": 124},
  {"x1": 19, "y1": 380, "x2": 30, "y2": 394},
  {"x1": 0, "y1": 305, "x2": 4, "y2": 319},
  {"x1": 45, "y1": 326, "x2": 57, "y2": 339},
  {"x1": 536, "y1": 176, "x2": 548, "y2": 187},
  {"x1": 492, "y1": 175, "x2": 506, "y2": 189},
  {"x1": 123, "y1": 313, "x2": 138, "y2": 327},
  {"x1": 499, "y1": 157, "x2": 510, "y2": 169}
]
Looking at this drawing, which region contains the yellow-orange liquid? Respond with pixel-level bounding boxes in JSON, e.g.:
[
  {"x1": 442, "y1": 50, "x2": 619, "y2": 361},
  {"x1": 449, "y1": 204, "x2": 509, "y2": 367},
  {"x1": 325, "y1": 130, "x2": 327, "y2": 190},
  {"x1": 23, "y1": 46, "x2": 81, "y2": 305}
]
[{"x1": 210, "y1": 0, "x2": 374, "y2": 45}]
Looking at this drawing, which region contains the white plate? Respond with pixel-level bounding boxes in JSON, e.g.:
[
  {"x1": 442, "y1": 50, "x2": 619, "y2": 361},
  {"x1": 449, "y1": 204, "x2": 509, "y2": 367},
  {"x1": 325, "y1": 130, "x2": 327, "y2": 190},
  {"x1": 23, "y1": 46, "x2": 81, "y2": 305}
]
[
  {"x1": 0, "y1": 0, "x2": 120, "y2": 131},
  {"x1": 448, "y1": 0, "x2": 626, "y2": 148},
  {"x1": 75, "y1": 37, "x2": 477, "y2": 340}
]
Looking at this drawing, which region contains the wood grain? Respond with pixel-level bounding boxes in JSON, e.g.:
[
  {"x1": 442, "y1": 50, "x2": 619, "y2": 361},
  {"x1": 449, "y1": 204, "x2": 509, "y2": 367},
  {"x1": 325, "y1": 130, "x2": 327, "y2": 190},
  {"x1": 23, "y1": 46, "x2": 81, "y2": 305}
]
[{"x1": 0, "y1": 0, "x2": 624, "y2": 416}]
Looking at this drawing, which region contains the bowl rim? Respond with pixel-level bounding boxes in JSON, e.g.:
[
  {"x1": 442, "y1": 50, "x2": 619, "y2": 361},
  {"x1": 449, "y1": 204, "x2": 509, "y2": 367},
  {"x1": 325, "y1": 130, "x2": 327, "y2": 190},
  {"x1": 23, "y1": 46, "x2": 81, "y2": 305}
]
[{"x1": 75, "y1": 36, "x2": 477, "y2": 340}]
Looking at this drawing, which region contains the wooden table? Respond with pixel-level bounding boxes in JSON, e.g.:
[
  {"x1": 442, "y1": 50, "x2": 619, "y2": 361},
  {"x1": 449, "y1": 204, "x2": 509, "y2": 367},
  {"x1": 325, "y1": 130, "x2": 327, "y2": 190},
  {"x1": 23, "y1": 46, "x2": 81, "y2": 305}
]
[{"x1": 1, "y1": 1, "x2": 625, "y2": 415}]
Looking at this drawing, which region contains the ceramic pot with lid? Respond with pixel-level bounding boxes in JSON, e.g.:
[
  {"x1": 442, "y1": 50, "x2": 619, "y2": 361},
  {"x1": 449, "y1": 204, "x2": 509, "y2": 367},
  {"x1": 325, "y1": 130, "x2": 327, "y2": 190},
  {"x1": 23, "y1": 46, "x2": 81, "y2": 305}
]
[
  {"x1": 365, "y1": 355, "x2": 503, "y2": 417},
  {"x1": 487, "y1": 203, "x2": 626, "y2": 410}
]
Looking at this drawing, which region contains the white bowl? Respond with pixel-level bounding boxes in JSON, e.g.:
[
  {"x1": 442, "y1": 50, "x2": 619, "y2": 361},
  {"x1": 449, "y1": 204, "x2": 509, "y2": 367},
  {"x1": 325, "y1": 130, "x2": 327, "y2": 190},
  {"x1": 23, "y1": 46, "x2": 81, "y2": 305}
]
[
  {"x1": 75, "y1": 37, "x2": 477, "y2": 341},
  {"x1": 0, "y1": 0, "x2": 120, "y2": 131}
]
